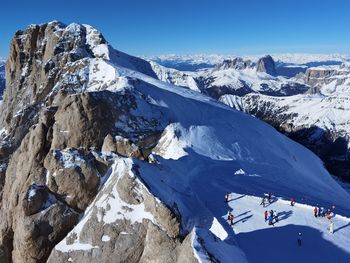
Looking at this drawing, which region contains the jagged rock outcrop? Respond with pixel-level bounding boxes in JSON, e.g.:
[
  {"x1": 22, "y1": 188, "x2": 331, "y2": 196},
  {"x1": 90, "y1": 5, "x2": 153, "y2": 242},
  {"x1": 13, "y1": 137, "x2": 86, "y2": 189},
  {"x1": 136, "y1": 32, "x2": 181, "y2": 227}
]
[
  {"x1": 0, "y1": 21, "x2": 201, "y2": 263},
  {"x1": 300, "y1": 64, "x2": 350, "y2": 89},
  {"x1": 216, "y1": 58, "x2": 253, "y2": 70},
  {"x1": 0, "y1": 60, "x2": 5, "y2": 98},
  {"x1": 47, "y1": 158, "x2": 198, "y2": 263},
  {"x1": 256, "y1": 55, "x2": 277, "y2": 76}
]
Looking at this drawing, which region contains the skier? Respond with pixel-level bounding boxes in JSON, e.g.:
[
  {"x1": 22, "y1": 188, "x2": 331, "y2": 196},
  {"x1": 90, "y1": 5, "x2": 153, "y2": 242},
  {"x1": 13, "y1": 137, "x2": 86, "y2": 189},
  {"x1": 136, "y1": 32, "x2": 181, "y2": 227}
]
[
  {"x1": 318, "y1": 206, "x2": 322, "y2": 217},
  {"x1": 314, "y1": 207, "x2": 318, "y2": 217},
  {"x1": 268, "y1": 215, "x2": 274, "y2": 226},
  {"x1": 225, "y1": 193, "x2": 229, "y2": 203},
  {"x1": 331, "y1": 205, "x2": 336, "y2": 218},
  {"x1": 330, "y1": 222, "x2": 334, "y2": 234},
  {"x1": 326, "y1": 210, "x2": 331, "y2": 220},
  {"x1": 227, "y1": 211, "x2": 231, "y2": 220},
  {"x1": 290, "y1": 197, "x2": 295, "y2": 206},
  {"x1": 297, "y1": 232, "x2": 302, "y2": 246},
  {"x1": 268, "y1": 193, "x2": 272, "y2": 203},
  {"x1": 270, "y1": 210, "x2": 274, "y2": 218},
  {"x1": 260, "y1": 196, "x2": 266, "y2": 207},
  {"x1": 264, "y1": 210, "x2": 268, "y2": 222},
  {"x1": 229, "y1": 214, "x2": 234, "y2": 225}
]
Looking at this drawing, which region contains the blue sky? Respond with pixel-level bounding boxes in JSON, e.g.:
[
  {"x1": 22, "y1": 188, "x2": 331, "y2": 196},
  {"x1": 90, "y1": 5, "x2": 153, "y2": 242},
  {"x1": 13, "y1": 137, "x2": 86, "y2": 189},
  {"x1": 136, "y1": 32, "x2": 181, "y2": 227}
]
[{"x1": 1, "y1": 0, "x2": 350, "y2": 58}]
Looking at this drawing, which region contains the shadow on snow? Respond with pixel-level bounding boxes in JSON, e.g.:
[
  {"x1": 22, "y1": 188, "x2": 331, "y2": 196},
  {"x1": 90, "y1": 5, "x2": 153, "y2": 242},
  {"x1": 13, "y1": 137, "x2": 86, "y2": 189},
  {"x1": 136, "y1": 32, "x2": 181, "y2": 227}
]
[{"x1": 237, "y1": 224, "x2": 350, "y2": 263}]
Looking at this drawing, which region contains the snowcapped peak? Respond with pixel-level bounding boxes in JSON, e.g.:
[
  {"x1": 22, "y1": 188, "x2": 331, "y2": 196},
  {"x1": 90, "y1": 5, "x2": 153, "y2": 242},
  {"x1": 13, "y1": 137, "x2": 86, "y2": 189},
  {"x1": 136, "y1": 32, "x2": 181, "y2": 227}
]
[
  {"x1": 84, "y1": 24, "x2": 110, "y2": 60},
  {"x1": 64, "y1": 23, "x2": 83, "y2": 35}
]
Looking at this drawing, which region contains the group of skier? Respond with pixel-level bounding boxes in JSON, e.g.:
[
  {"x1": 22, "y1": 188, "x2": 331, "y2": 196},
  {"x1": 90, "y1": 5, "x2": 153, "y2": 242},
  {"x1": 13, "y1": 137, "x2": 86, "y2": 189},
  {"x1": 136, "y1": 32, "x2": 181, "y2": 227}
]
[
  {"x1": 264, "y1": 209, "x2": 278, "y2": 226},
  {"x1": 260, "y1": 193, "x2": 273, "y2": 207},
  {"x1": 313, "y1": 205, "x2": 335, "y2": 234},
  {"x1": 227, "y1": 211, "x2": 235, "y2": 225},
  {"x1": 224, "y1": 192, "x2": 337, "y2": 247}
]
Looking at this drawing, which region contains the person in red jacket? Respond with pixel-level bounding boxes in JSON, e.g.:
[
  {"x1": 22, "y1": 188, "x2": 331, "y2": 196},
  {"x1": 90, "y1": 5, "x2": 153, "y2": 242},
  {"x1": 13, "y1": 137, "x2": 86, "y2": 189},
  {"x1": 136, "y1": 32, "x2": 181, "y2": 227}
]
[
  {"x1": 264, "y1": 210, "x2": 268, "y2": 222},
  {"x1": 314, "y1": 207, "x2": 318, "y2": 217},
  {"x1": 229, "y1": 214, "x2": 234, "y2": 225},
  {"x1": 290, "y1": 197, "x2": 295, "y2": 206}
]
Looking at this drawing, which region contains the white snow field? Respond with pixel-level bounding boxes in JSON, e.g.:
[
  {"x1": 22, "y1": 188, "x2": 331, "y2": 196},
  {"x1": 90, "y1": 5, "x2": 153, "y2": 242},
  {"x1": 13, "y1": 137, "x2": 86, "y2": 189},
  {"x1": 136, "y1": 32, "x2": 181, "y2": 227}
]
[{"x1": 52, "y1": 24, "x2": 350, "y2": 262}]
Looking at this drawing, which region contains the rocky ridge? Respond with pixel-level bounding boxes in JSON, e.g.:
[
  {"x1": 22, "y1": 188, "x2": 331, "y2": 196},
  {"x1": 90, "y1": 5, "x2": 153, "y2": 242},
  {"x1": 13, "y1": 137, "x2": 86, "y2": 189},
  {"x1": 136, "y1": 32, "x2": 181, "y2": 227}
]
[{"x1": 0, "y1": 22, "x2": 198, "y2": 263}]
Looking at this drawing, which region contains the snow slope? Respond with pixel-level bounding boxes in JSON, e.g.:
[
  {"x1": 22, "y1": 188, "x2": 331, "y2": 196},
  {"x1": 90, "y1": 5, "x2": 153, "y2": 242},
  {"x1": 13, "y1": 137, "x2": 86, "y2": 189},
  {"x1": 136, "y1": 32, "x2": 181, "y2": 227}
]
[
  {"x1": 48, "y1": 23, "x2": 350, "y2": 262},
  {"x1": 148, "y1": 61, "x2": 200, "y2": 92},
  {"x1": 221, "y1": 92, "x2": 350, "y2": 140}
]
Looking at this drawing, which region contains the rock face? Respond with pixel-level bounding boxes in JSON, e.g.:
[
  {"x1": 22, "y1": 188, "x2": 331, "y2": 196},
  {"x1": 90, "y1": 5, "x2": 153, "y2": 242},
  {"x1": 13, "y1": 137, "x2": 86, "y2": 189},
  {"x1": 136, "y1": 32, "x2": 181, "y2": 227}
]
[
  {"x1": 0, "y1": 22, "x2": 199, "y2": 263},
  {"x1": 256, "y1": 55, "x2": 277, "y2": 76},
  {"x1": 47, "y1": 158, "x2": 197, "y2": 263},
  {"x1": 216, "y1": 58, "x2": 253, "y2": 70},
  {"x1": 300, "y1": 64, "x2": 350, "y2": 88},
  {"x1": 0, "y1": 60, "x2": 5, "y2": 98}
]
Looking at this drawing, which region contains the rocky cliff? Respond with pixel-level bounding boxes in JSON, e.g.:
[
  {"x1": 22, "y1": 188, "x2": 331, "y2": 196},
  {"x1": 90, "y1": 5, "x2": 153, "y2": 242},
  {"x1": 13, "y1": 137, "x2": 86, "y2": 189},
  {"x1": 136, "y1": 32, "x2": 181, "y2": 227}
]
[
  {"x1": 301, "y1": 64, "x2": 350, "y2": 88},
  {"x1": 0, "y1": 22, "x2": 198, "y2": 263},
  {"x1": 256, "y1": 55, "x2": 277, "y2": 76},
  {"x1": 0, "y1": 60, "x2": 5, "y2": 99}
]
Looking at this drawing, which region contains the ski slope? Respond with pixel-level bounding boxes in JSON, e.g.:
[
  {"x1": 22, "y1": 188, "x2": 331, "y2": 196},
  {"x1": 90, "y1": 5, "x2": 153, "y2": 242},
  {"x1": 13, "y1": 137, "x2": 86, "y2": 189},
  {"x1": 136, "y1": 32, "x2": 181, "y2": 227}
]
[{"x1": 226, "y1": 193, "x2": 350, "y2": 263}]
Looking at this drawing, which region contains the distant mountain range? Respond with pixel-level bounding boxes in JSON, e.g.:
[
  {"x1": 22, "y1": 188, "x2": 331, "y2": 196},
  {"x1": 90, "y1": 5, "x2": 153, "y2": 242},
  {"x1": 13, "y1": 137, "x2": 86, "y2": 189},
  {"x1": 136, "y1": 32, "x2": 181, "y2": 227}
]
[{"x1": 145, "y1": 53, "x2": 350, "y2": 77}]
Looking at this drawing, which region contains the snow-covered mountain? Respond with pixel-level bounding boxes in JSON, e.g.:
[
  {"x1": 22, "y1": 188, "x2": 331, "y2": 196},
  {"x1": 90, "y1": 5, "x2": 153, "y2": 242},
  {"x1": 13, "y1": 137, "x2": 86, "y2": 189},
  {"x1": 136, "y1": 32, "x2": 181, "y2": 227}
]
[
  {"x1": 147, "y1": 53, "x2": 350, "y2": 74},
  {"x1": 149, "y1": 55, "x2": 310, "y2": 98},
  {"x1": 0, "y1": 22, "x2": 350, "y2": 263},
  {"x1": 193, "y1": 56, "x2": 310, "y2": 98},
  {"x1": 220, "y1": 63, "x2": 350, "y2": 181}
]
